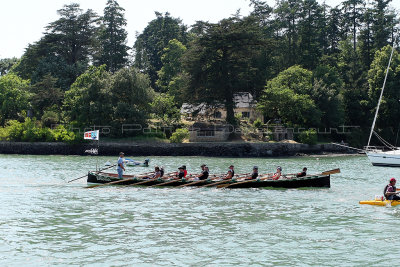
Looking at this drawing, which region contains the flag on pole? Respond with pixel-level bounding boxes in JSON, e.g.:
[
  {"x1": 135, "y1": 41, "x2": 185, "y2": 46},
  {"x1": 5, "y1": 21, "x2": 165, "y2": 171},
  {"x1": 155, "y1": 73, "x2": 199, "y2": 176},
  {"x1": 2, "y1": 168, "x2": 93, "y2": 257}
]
[{"x1": 84, "y1": 130, "x2": 99, "y2": 140}]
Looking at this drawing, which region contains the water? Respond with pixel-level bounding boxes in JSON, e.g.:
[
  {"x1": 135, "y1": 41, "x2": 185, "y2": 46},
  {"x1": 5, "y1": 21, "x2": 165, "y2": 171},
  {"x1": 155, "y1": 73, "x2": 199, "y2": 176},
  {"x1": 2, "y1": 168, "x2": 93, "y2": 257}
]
[{"x1": 1, "y1": 154, "x2": 399, "y2": 266}]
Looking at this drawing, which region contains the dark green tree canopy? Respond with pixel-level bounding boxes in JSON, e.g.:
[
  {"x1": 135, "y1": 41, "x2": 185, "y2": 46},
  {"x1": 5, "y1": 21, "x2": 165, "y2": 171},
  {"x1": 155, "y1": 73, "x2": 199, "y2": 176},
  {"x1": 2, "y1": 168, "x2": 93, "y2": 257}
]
[
  {"x1": 134, "y1": 12, "x2": 188, "y2": 90},
  {"x1": 183, "y1": 16, "x2": 266, "y2": 125},
  {"x1": 95, "y1": 0, "x2": 129, "y2": 72}
]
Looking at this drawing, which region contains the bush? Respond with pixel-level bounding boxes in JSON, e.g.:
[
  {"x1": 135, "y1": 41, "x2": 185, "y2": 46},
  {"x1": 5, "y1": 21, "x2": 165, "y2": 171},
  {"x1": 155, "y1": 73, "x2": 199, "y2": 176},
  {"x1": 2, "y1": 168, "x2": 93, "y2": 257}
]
[
  {"x1": 169, "y1": 128, "x2": 189, "y2": 143},
  {"x1": 0, "y1": 119, "x2": 81, "y2": 143},
  {"x1": 253, "y1": 119, "x2": 263, "y2": 128},
  {"x1": 297, "y1": 129, "x2": 317, "y2": 145},
  {"x1": 41, "y1": 111, "x2": 60, "y2": 127}
]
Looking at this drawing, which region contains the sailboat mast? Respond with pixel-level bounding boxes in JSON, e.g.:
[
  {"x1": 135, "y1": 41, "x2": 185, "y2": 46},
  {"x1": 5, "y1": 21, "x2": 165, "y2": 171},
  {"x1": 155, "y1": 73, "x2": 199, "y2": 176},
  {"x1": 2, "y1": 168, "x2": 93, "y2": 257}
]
[{"x1": 367, "y1": 44, "x2": 396, "y2": 148}]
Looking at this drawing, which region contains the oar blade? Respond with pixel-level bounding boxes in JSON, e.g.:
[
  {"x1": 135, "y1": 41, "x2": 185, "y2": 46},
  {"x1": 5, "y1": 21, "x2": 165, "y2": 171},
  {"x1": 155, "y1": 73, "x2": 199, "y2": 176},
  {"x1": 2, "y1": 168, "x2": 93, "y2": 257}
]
[{"x1": 321, "y1": 168, "x2": 340, "y2": 175}]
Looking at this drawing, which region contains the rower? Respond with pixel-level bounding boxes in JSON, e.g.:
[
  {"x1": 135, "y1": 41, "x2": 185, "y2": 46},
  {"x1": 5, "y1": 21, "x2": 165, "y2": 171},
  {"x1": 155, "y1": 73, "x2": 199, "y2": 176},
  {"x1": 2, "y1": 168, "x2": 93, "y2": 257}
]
[
  {"x1": 224, "y1": 165, "x2": 235, "y2": 180},
  {"x1": 117, "y1": 152, "x2": 126, "y2": 178},
  {"x1": 177, "y1": 166, "x2": 185, "y2": 179},
  {"x1": 296, "y1": 167, "x2": 307, "y2": 177},
  {"x1": 271, "y1": 166, "x2": 282, "y2": 180},
  {"x1": 245, "y1": 166, "x2": 259, "y2": 180},
  {"x1": 144, "y1": 166, "x2": 162, "y2": 179},
  {"x1": 384, "y1": 178, "x2": 400, "y2": 200},
  {"x1": 160, "y1": 166, "x2": 165, "y2": 177},
  {"x1": 197, "y1": 164, "x2": 209, "y2": 180},
  {"x1": 182, "y1": 165, "x2": 188, "y2": 177}
]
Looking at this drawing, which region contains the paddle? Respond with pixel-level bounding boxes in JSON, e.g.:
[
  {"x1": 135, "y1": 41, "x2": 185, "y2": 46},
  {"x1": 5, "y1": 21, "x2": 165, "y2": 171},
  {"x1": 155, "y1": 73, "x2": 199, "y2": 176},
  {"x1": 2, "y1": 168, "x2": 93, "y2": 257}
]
[
  {"x1": 68, "y1": 164, "x2": 117, "y2": 183},
  {"x1": 150, "y1": 175, "x2": 194, "y2": 187},
  {"x1": 86, "y1": 176, "x2": 136, "y2": 188},
  {"x1": 321, "y1": 168, "x2": 341, "y2": 175},
  {"x1": 176, "y1": 174, "x2": 221, "y2": 188},
  {"x1": 216, "y1": 173, "x2": 274, "y2": 189},
  {"x1": 200, "y1": 174, "x2": 251, "y2": 188}
]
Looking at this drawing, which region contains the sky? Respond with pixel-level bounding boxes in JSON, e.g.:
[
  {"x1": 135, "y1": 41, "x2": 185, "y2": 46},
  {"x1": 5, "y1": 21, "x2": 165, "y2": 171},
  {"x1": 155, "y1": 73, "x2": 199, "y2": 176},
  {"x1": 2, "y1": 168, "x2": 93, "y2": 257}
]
[{"x1": 0, "y1": 0, "x2": 399, "y2": 59}]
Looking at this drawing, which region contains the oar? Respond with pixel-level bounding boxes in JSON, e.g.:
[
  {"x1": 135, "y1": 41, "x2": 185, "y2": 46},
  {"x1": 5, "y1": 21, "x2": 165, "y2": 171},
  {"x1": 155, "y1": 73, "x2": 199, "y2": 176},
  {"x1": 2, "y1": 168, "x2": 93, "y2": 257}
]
[
  {"x1": 128, "y1": 178, "x2": 159, "y2": 186},
  {"x1": 177, "y1": 174, "x2": 221, "y2": 188},
  {"x1": 68, "y1": 164, "x2": 117, "y2": 183},
  {"x1": 86, "y1": 176, "x2": 137, "y2": 189},
  {"x1": 200, "y1": 173, "x2": 252, "y2": 188},
  {"x1": 321, "y1": 168, "x2": 340, "y2": 175},
  {"x1": 216, "y1": 174, "x2": 274, "y2": 189}
]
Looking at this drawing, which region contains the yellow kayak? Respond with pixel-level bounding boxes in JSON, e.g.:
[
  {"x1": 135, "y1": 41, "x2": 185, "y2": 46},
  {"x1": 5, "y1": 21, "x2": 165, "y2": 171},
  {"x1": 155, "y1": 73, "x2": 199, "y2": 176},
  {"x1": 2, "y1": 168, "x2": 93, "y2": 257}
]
[{"x1": 359, "y1": 200, "x2": 400, "y2": 206}]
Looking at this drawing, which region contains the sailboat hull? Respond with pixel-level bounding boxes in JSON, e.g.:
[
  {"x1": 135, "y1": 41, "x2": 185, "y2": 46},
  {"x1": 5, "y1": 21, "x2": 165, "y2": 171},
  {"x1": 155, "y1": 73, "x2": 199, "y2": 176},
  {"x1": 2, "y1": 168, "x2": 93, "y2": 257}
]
[{"x1": 367, "y1": 150, "x2": 400, "y2": 167}]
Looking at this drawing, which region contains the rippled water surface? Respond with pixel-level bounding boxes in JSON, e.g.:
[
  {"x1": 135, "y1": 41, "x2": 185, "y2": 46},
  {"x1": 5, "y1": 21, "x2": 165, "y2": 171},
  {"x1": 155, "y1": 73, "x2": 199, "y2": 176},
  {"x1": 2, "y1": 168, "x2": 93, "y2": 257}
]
[{"x1": 1, "y1": 154, "x2": 400, "y2": 266}]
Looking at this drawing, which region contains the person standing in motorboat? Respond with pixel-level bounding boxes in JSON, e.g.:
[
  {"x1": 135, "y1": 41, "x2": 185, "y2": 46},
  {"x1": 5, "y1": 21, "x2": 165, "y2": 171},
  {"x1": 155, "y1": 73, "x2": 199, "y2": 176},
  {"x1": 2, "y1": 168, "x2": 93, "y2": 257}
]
[
  {"x1": 117, "y1": 152, "x2": 126, "y2": 179},
  {"x1": 384, "y1": 178, "x2": 400, "y2": 200}
]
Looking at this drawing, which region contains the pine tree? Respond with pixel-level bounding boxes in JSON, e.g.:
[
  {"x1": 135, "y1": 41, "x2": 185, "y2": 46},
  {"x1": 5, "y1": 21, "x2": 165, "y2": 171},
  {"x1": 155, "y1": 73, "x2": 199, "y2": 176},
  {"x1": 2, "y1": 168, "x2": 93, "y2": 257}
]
[{"x1": 96, "y1": 0, "x2": 129, "y2": 72}]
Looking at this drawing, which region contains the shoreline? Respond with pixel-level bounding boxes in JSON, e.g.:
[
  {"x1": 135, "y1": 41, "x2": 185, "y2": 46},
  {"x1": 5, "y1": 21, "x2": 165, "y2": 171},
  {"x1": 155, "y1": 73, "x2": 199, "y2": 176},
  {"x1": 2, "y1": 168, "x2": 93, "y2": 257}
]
[{"x1": 0, "y1": 141, "x2": 356, "y2": 157}]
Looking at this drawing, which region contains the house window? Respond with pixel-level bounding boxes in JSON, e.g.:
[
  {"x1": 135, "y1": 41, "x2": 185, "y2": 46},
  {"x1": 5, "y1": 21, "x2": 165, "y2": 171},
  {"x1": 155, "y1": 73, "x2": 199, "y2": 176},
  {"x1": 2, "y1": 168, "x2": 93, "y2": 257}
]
[
  {"x1": 214, "y1": 111, "x2": 222, "y2": 119},
  {"x1": 242, "y1": 111, "x2": 250, "y2": 118},
  {"x1": 197, "y1": 131, "x2": 215, "y2": 137}
]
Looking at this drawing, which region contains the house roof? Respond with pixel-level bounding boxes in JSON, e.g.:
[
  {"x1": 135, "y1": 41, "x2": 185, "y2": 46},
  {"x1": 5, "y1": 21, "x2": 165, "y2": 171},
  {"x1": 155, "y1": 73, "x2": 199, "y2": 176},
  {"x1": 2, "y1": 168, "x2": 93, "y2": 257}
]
[{"x1": 181, "y1": 92, "x2": 256, "y2": 114}]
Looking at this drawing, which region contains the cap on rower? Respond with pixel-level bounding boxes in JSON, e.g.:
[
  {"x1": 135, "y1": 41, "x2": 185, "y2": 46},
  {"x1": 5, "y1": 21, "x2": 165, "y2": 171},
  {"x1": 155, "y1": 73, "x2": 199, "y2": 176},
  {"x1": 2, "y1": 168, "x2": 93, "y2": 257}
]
[
  {"x1": 390, "y1": 177, "x2": 396, "y2": 183},
  {"x1": 178, "y1": 166, "x2": 185, "y2": 169},
  {"x1": 277, "y1": 166, "x2": 282, "y2": 171},
  {"x1": 253, "y1": 166, "x2": 258, "y2": 169},
  {"x1": 201, "y1": 164, "x2": 206, "y2": 167}
]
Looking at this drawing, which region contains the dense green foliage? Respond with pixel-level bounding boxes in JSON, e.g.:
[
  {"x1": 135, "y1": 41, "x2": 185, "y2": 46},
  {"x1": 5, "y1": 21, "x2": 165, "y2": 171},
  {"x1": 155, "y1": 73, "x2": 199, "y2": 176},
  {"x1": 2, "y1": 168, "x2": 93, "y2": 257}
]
[
  {"x1": 0, "y1": 119, "x2": 80, "y2": 143},
  {"x1": 94, "y1": 0, "x2": 129, "y2": 72},
  {"x1": 0, "y1": 0, "x2": 399, "y2": 145},
  {"x1": 169, "y1": 128, "x2": 189, "y2": 143}
]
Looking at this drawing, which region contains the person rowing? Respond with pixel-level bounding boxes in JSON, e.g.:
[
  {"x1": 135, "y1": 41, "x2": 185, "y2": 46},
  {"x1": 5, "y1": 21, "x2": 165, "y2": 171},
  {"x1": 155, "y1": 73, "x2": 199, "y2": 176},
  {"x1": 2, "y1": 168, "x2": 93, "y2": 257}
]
[
  {"x1": 270, "y1": 166, "x2": 282, "y2": 180},
  {"x1": 296, "y1": 167, "x2": 307, "y2": 178},
  {"x1": 197, "y1": 164, "x2": 209, "y2": 180},
  {"x1": 143, "y1": 166, "x2": 162, "y2": 179},
  {"x1": 182, "y1": 165, "x2": 188, "y2": 177},
  {"x1": 245, "y1": 166, "x2": 259, "y2": 180},
  {"x1": 384, "y1": 178, "x2": 400, "y2": 200},
  {"x1": 175, "y1": 166, "x2": 185, "y2": 180},
  {"x1": 223, "y1": 165, "x2": 235, "y2": 180}
]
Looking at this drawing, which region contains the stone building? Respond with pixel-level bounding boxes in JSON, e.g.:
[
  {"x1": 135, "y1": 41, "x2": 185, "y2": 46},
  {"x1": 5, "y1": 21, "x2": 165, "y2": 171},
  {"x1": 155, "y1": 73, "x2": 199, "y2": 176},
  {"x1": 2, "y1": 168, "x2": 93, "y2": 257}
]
[{"x1": 181, "y1": 92, "x2": 263, "y2": 122}]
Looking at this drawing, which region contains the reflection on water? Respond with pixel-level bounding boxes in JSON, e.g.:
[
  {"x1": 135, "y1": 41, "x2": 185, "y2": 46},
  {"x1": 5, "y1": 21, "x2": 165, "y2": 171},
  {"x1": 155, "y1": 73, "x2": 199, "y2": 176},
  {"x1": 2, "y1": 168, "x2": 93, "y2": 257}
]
[{"x1": 0, "y1": 154, "x2": 399, "y2": 266}]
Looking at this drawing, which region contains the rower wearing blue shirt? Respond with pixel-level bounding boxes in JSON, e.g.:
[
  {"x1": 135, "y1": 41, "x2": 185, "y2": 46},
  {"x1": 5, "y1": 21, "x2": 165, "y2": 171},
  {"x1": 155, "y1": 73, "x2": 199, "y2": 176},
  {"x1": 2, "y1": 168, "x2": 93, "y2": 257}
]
[{"x1": 117, "y1": 152, "x2": 126, "y2": 178}]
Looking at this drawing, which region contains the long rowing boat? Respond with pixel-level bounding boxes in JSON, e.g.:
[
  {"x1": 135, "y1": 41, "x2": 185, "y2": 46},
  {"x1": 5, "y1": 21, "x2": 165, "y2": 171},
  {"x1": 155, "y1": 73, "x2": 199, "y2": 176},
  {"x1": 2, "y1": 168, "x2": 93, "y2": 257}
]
[{"x1": 87, "y1": 170, "x2": 335, "y2": 188}]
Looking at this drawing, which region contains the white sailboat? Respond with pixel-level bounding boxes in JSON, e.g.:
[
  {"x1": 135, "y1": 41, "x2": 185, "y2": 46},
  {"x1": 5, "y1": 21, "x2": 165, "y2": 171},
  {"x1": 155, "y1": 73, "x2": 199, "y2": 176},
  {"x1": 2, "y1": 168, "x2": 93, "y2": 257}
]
[{"x1": 365, "y1": 43, "x2": 400, "y2": 167}]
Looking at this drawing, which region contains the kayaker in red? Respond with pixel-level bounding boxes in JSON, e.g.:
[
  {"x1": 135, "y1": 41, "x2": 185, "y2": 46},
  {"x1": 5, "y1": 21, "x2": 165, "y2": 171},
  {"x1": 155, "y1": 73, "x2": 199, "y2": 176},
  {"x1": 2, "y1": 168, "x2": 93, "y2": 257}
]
[{"x1": 384, "y1": 178, "x2": 400, "y2": 200}]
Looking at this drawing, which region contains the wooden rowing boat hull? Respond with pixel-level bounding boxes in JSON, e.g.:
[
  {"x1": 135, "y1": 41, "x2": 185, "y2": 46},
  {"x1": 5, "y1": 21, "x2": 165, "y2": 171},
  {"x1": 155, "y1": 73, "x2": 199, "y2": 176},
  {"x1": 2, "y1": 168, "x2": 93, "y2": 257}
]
[{"x1": 87, "y1": 172, "x2": 330, "y2": 188}]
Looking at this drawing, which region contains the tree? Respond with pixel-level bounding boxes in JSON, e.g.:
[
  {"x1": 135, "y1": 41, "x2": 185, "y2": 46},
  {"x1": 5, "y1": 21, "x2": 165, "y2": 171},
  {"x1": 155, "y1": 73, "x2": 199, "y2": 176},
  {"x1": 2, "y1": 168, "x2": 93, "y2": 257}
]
[
  {"x1": 30, "y1": 74, "x2": 63, "y2": 117},
  {"x1": 64, "y1": 65, "x2": 113, "y2": 127},
  {"x1": 371, "y1": 0, "x2": 397, "y2": 50},
  {"x1": 110, "y1": 67, "x2": 155, "y2": 133},
  {"x1": 367, "y1": 45, "x2": 400, "y2": 143},
  {"x1": 95, "y1": 0, "x2": 129, "y2": 72},
  {"x1": 150, "y1": 93, "x2": 181, "y2": 125},
  {"x1": 258, "y1": 65, "x2": 321, "y2": 127},
  {"x1": 15, "y1": 3, "x2": 98, "y2": 90},
  {"x1": 297, "y1": 0, "x2": 326, "y2": 69},
  {"x1": 312, "y1": 65, "x2": 345, "y2": 128},
  {"x1": 338, "y1": 38, "x2": 369, "y2": 128},
  {"x1": 0, "y1": 58, "x2": 18, "y2": 76},
  {"x1": 0, "y1": 73, "x2": 30, "y2": 125},
  {"x1": 183, "y1": 16, "x2": 265, "y2": 125},
  {"x1": 156, "y1": 39, "x2": 186, "y2": 93},
  {"x1": 341, "y1": 0, "x2": 365, "y2": 52},
  {"x1": 134, "y1": 12, "x2": 187, "y2": 89},
  {"x1": 274, "y1": 0, "x2": 302, "y2": 67}
]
